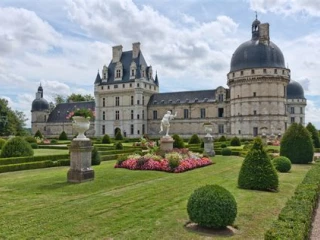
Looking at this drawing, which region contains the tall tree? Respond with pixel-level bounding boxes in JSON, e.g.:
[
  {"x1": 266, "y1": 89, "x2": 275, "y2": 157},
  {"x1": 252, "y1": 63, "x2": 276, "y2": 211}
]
[
  {"x1": 306, "y1": 122, "x2": 320, "y2": 148},
  {"x1": 67, "y1": 93, "x2": 94, "y2": 102}
]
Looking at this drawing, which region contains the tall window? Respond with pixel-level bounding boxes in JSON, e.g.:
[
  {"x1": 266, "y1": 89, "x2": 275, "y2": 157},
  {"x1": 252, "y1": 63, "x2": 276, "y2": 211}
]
[
  {"x1": 102, "y1": 111, "x2": 105, "y2": 120},
  {"x1": 130, "y1": 124, "x2": 134, "y2": 135},
  {"x1": 291, "y1": 117, "x2": 295, "y2": 123},
  {"x1": 115, "y1": 96, "x2": 120, "y2": 106},
  {"x1": 253, "y1": 92, "x2": 256, "y2": 97},
  {"x1": 131, "y1": 110, "x2": 134, "y2": 120},
  {"x1": 131, "y1": 69, "x2": 134, "y2": 76},
  {"x1": 137, "y1": 100, "x2": 140, "y2": 105},
  {"x1": 137, "y1": 114, "x2": 140, "y2": 120},
  {"x1": 102, "y1": 125, "x2": 105, "y2": 134},
  {"x1": 116, "y1": 69, "x2": 121, "y2": 78},
  {"x1": 251, "y1": 69, "x2": 255, "y2": 74},
  {"x1": 300, "y1": 107, "x2": 303, "y2": 114},
  {"x1": 218, "y1": 108, "x2": 224, "y2": 118},
  {"x1": 102, "y1": 98, "x2": 105, "y2": 107},
  {"x1": 115, "y1": 111, "x2": 120, "y2": 120},
  {"x1": 290, "y1": 107, "x2": 295, "y2": 114},
  {"x1": 103, "y1": 73, "x2": 106, "y2": 79},
  {"x1": 153, "y1": 110, "x2": 157, "y2": 120},
  {"x1": 253, "y1": 127, "x2": 258, "y2": 136},
  {"x1": 218, "y1": 125, "x2": 224, "y2": 134},
  {"x1": 300, "y1": 117, "x2": 303, "y2": 124},
  {"x1": 254, "y1": 110, "x2": 257, "y2": 115},
  {"x1": 218, "y1": 94, "x2": 223, "y2": 102},
  {"x1": 142, "y1": 124, "x2": 145, "y2": 134},
  {"x1": 274, "y1": 69, "x2": 278, "y2": 74},
  {"x1": 200, "y1": 108, "x2": 206, "y2": 118},
  {"x1": 131, "y1": 96, "x2": 134, "y2": 105},
  {"x1": 184, "y1": 109, "x2": 189, "y2": 119},
  {"x1": 142, "y1": 110, "x2": 145, "y2": 120},
  {"x1": 142, "y1": 96, "x2": 145, "y2": 105}
]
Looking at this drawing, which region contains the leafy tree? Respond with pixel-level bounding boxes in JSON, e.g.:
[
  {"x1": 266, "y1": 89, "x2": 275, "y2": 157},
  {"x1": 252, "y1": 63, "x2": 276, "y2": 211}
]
[
  {"x1": 67, "y1": 93, "x2": 94, "y2": 102},
  {"x1": 306, "y1": 122, "x2": 320, "y2": 148},
  {"x1": 280, "y1": 123, "x2": 314, "y2": 164},
  {"x1": 172, "y1": 134, "x2": 185, "y2": 148}
]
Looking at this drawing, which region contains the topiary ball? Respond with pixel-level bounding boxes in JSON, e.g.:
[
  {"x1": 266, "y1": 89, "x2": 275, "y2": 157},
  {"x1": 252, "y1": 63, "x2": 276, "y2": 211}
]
[
  {"x1": 230, "y1": 137, "x2": 241, "y2": 146},
  {"x1": 102, "y1": 134, "x2": 111, "y2": 144},
  {"x1": 187, "y1": 185, "x2": 237, "y2": 228},
  {"x1": 1, "y1": 137, "x2": 34, "y2": 158},
  {"x1": 272, "y1": 156, "x2": 291, "y2": 173},
  {"x1": 221, "y1": 147, "x2": 232, "y2": 156}
]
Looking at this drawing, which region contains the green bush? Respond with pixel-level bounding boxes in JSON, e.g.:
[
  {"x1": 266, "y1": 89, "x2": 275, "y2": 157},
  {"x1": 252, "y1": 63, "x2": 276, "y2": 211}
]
[
  {"x1": 188, "y1": 134, "x2": 201, "y2": 144},
  {"x1": 200, "y1": 141, "x2": 204, "y2": 148},
  {"x1": 30, "y1": 143, "x2": 39, "y2": 149},
  {"x1": 115, "y1": 131, "x2": 123, "y2": 140},
  {"x1": 24, "y1": 136, "x2": 37, "y2": 143},
  {"x1": 0, "y1": 138, "x2": 6, "y2": 149},
  {"x1": 306, "y1": 122, "x2": 320, "y2": 148},
  {"x1": 102, "y1": 134, "x2": 111, "y2": 144},
  {"x1": 272, "y1": 156, "x2": 291, "y2": 173},
  {"x1": 238, "y1": 137, "x2": 278, "y2": 191},
  {"x1": 221, "y1": 143, "x2": 227, "y2": 148},
  {"x1": 187, "y1": 185, "x2": 237, "y2": 228},
  {"x1": 51, "y1": 139, "x2": 58, "y2": 144},
  {"x1": 172, "y1": 134, "x2": 185, "y2": 148},
  {"x1": 34, "y1": 130, "x2": 43, "y2": 139},
  {"x1": 114, "y1": 142, "x2": 123, "y2": 150},
  {"x1": 59, "y1": 131, "x2": 68, "y2": 140},
  {"x1": 91, "y1": 146, "x2": 101, "y2": 165},
  {"x1": 116, "y1": 154, "x2": 128, "y2": 166},
  {"x1": 230, "y1": 136, "x2": 241, "y2": 146},
  {"x1": 1, "y1": 137, "x2": 34, "y2": 158},
  {"x1": 280, "y1": 123, "x2": 314, "y2": 164},
  {"x1": 218, "y1": 135, "x2": 227, "y2": 142},
  {"x1": 221, "y1": 147, "x2": 232, "y2": 156}
]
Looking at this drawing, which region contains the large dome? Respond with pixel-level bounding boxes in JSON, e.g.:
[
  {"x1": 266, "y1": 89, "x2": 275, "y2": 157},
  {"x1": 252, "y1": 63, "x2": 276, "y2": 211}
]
[
  {"x1": 287, "y1": 80, "x2": 305, "y2": 99},
  {"x1": 230, "y1": 19, "x2": 285, "y2": 72},
  {"x1": 31, "y1": 98, "x2": 49, "y2": 112}
]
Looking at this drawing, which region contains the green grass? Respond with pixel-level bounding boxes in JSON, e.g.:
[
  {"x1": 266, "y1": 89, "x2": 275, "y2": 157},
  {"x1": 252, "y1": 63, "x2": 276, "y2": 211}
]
[
  {"x1": 33, "y1": 149, "x2": 69, "y2": 156},
  {"x1": 0, "y1": 156, "x2": 311, "y2": 239}
]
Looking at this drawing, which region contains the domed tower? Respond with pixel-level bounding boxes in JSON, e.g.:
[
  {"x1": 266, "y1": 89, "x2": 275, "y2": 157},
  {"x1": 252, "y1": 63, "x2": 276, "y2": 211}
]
[
  {"x1": 31, "y1": 84, "x2": 50, "y2": 136},
  {"x1": 227, "y1": 17, "x2": 290, "y2": 137},
  {"x1": 286, "y1": 80, "x2": 306, "y2": 127}
]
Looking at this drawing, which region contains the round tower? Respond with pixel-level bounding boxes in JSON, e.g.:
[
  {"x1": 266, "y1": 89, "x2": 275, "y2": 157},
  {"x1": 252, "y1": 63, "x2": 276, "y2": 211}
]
[{"x1": 227, "y1": 17, "x2": 290, "y2": 137}]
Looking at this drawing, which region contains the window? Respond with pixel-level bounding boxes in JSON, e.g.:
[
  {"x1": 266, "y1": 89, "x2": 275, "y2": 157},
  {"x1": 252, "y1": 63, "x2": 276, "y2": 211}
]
[
  {"x1": 102, "y1": 125, "x2": 105, "y2": 135},
  {"x1": 137, "y1": 114, "x2": 140, "y2": 120},
  {"x1": 142, "y1": 96, "x2": 145, "y2": 105},
  {"x1": 130, "y1": 83, "x2": 132, "y2": 87},
  {"x1": 115, "y1": 111, "x2": 120, "y2": 120},
  {"x1": 108, "y1": 86, "x2": 110, "y2": 89},
  {"x1": 300, "y1": 107, "x2": 303, "y2": 114},
  {"x1": 131, "y1": 69, "x2": 134, "y2": 76},
  {"x1": 290, "y1": 107, "x2": 295, "y2": 114},
  {"x1": 274, "y1": 69, "x2": 277, "y2": 74},
  {"x1": 103, "y1": 73, "x2": 106, "y2": 79},
  {"x1": 137, "y1": 83, "x2": 140, "y2": 87},
  {"x1": 102, "y1": 111, "x2": 105, "y2": 120},
  {"x1": 115, "y1": 97, "x2": 120, "y2": 106},
  {"x1": 300, "y1": 117, "x2": 303, "y2": 124},
  {"x1": 123, "y1": 84, "x2": 125, "y2": 88},
  {"x1": 218, "y1": 94, "x2": 223, "y2": 102},
  {"x1": 282, "y1": 70, "x2": 285, "y2": 74},
  {"x1": 101, "y1": 86, "x2": 104, "y2": 90},
  {"x1": 253, "y1": 92, "x2": 256, "y2": 97},
  {"x1": 153, "y1": 110, "x2": 157, "y2": 120},
  {"x1": 131, "y1": 96, "x2": 134, "y2": 105},
  {"x1": 142, "y1": 70, "x2": 145, "y2": 77},
  {"x1": 238, "y1": 130, "x2": 241, "y2": 134},
  {"x1": 114, "y1": 85, "x2": 118, "y2": 89},
  {"x1": 44, "y1": 115, "x2": 47, "y2": 121},
  {"x1": 142, "y1": 124, "x2": 145, "y2": 134},
  {"x1": 144, "y1": 84, "x2": 146, "y2": 88},
  {"x1": 116, "y1": 69, "x2": 121, "y2": 78},
  {"x1": 218, "y1": 124, "x2": 224, "y2": 134},
  {"x1": 254, "y1": 110, "x2": 257, "y2": 115},
  {"x1": 263, "y1": 69, "x2": 266, "y2": 73},
  {"x1": 137, "y1": 130, "x2": 140, "y2": 134},
  {"x1": 291, "y1": 117, "x2": 295, "y2": 123},
  {"x1": 240, "y1": 71, "x2": 243, "y2": 76},
  {"x1": 232, "y1": 72, "x2": 235, "y2": 77},
  {"x1": 130, "y1": 124, "x2": 134, "y2": 135},
  {"x1": 253, "y1": 127, "x2": 258, "y2": 136},
  {"x1": 218, "y1": 108, "x2": 224, "y2": 118},
  {"x1": 137, "y1": 100, "x2": 140, "y2": 105},
  {"x1": 251, "y1": 69, "x2": 255, "y2": 74},
  {"x1": 184, "y1": 109, "x2": 189, "y2": 119},
  {"x1": 102, "y1": 98, "x2": 105, "y2": 107},
  {"x1": 200, "y1": 108, "x2": 206, "y2": 118},
  {"x1": 131, "y1": 110, "x2": 134, "y2": 120},
  {"x1": 142, "y1": 110, "x2": 145, "y2": 120}
]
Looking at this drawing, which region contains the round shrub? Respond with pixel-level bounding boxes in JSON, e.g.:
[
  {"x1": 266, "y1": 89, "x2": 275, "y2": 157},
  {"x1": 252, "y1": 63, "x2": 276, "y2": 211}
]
[
  {"x1": 221, "y1": 143, "x2": 227, "y2": 148},
  {"x1": 59, "y1": 131, "x2": 68, "y2": 140},
  {"x1": 34, "y1": 130, "x2": 43, "y2": 139},
  {"x1": 218, "y1": 135, "x2": 227, "y2": 142},
  {"x1": 30, "y1": 143, "x2": 39, "y2": 149},
  {"x1": 280, "y1": 123, "x2": 314, "y2": 164},
  {"x1": 172, "y1": 134, "x2": 185, "y2": 148},
  {"x1": 188, "y1": 134, "x2": 201, "y2": 144},
  {"x1": 272, "y1": 156, "x2": 291, "y2": 173},
  {"x1": 1, "y1": 137, "x2": 34, "y2": 158},
  {"x1": 230, "y1": 136, "x2": 241, "y2": 146},
  {"x1": 0, "y1": 138, "x2": 6, "y2": 149},
  {"x1": 102, "y1": 134, "x2": 111, "y2": 144},
  {"x1": 115, "y1": 142, "x2": 123, "y2": 150},
  {"x1": 24, "y1": 136, "x2": 37, "y2": 143},
  {"x1": 115, "y1": 131, "x2": 123, "y2": 140},
  {"x1": 91, "y1": 146, "x2": 101, "y2": 165},
  {"x1": 238, "y1": 137, "x2": 278, "y2": 191},
  {"x1": 187, "y1": 185, "x2": 237, "y2": 228},
  {"x1": 221, "y1": 147, "x2": 232, "y2": 156}
]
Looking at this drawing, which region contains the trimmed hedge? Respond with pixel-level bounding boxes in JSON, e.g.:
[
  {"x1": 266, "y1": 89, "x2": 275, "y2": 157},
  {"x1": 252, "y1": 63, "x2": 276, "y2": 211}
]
[
  {"x1": 102, "y1": 134, "x2": 111, "y2": 144},
  {"x1": 59, "y1": 131, "x2": 68, "y2": 140},
  {"x1": 272, "y1": 156, "x2": 291, "y2": 173},
  {"x1": 172, "y1": 134, "x2": 185, "y2": 148},
  {"x1": 0, "y1": 154, "x2": 69, "y2": 166},
  {"x1": 38, "y1": 145, "x2": 68, "y2": 150},
  {"x1": 188, "y1": 134, "x2": 201, "y2": 144},
  {"x1": 221, "y1": 147, "x2": 232, "y2": 156},
  {"x1": 265, "y1": 162, "x2": 320, "y2": 239},
  {"x1": 1, "y1": 137, "x2": 34, "y2": 158},
  {"x1": 0, "y1": 160, "x2": 54, "y2": 173},
  {"x1": 230, "y1": 136, "x2": 241, "y2": 146}
]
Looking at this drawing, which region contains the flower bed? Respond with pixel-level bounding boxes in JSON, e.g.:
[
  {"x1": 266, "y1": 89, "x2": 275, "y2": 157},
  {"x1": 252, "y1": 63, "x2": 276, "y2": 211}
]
[{"x1": 115, "y1": 148, "x2": 213, "y2": 173}]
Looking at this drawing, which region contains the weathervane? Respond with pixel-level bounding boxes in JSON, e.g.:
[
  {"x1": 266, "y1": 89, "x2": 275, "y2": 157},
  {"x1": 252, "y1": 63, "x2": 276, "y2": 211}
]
[{"x1": 255, "y1": 11, "x2": 258, "y2": 20}]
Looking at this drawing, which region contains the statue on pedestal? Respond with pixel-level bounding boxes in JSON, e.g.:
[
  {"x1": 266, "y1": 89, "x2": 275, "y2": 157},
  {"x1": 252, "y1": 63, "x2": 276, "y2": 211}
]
[{"x1": 159, "y1": 111, "x2": 177, "y2": 137}]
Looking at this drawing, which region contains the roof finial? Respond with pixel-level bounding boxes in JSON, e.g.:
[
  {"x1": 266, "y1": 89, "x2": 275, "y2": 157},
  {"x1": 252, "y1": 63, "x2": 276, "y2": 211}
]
[{"x1": 255, "y1": 11, "x2": 258, "y2": 20}]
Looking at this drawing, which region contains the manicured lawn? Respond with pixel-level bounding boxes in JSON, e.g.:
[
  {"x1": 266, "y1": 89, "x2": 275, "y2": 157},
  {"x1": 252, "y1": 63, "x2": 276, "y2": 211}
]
[
  {"x1": 33, "y1": 149, "x2": 69, "y2": 156},
  {"x1": 0, "y1": 156, "x2": 311, "y2": 239}
]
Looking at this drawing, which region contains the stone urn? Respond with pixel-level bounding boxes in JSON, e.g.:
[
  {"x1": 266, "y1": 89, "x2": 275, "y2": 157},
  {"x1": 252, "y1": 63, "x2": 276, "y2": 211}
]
[{"x1": 72, "y1": 116, "x2": 90, "y2": 140}]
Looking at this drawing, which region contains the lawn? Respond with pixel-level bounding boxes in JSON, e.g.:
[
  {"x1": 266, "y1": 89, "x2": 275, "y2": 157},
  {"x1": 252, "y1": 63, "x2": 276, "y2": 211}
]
[
  {"x1": 0, "y1": 156, "x2": 311, "y2": 239},
  {"x1": 33, "y1": 149, "x2": 69, "y2": 156}
]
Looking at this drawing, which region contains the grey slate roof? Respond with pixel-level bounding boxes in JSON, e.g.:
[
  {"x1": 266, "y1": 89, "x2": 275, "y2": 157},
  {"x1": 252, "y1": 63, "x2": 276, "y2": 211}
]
[
  {"x1": 287, "y1": 80, "x2": 305, "y2": 99},
  {"x1": 31, "y1": 98, "x2": 49, "y2": 112},
  {"x1": 148, "y1": 90, "x2": 216, "y2": 105},
  {"x1": 47, "y1": 101, "x2": 95, "y2": 122}
]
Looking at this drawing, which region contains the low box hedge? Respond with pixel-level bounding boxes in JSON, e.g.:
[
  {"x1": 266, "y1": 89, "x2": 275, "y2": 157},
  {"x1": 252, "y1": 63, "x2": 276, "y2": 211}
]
[
  {"x1": 38, "y1": 145, "x2": 68, "y2": 150},
  {"x1": 0, "y1": 160, "x2": 55, "y2": 173},
  {"x1": 0, "y1": 154, "x2": 69, "y2": 166},
  {"x1": 264, "y1": 162, "x2": 320, "y2": 239}
]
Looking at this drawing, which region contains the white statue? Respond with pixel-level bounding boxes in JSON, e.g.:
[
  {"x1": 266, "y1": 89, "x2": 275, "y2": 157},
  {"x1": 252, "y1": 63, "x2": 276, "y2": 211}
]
[{"x1": 159, "y1": 111, "x2": 177, "y2": 137}]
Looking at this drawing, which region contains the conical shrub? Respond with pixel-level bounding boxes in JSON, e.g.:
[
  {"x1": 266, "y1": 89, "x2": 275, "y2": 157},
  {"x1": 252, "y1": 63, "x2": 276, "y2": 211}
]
[{"x1": 238, "y1": 137, "x2": 278, "y2": 191}]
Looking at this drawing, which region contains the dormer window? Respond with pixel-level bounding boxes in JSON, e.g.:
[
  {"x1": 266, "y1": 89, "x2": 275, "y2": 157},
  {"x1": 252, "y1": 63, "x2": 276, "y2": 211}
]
[
  {"x1": 131, "y1": 69, "x2": 135, "y2": 76},
  {"x1": 115, "y1": 62, "x2": 123, "y2": 80},
  {"x1": 103, "y1": 73, "x2": 106, "y2": 79},
  {"x1": 251, "y1": 69, "x2": 255, "y2": 74},
  {"x1": 241, "y1": 71, "x2": 244, "y2": 76},
  {"x1": 116, "y1": 69, "x2": 121, "y2": 78},
  {"x1": 274, "y1": 69, "x2": 277, "y2": 74}
]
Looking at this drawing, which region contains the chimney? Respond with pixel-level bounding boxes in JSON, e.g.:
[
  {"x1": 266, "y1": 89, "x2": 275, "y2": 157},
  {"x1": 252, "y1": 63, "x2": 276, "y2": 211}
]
[
  {"x1": 259, "y1": 23, "x2": 270, "y2": 45},
  {"x1": 132, "y1": 42, "x2": 140, "y2": 59},
  {"x1": 112, "y1": 45, "x2": 123, "y2": 63}
]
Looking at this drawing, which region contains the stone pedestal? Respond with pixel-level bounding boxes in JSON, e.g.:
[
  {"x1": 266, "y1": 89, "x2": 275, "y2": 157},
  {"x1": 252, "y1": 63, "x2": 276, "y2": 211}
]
[
  {"x1": 160, "y1": 136, "x2": 174, "y2": 151},
  {"x1": 203, "y1": 135, "x2": 215, "y2": 157},
  {"x1": 67, "y1": 139, "x2": 94, "y2": 183}
]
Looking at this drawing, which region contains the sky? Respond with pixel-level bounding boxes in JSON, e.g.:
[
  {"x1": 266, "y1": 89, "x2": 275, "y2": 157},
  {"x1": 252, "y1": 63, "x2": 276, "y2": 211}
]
[{"x1": 0, "y1": 0, "x2": 320, "y2": 128}]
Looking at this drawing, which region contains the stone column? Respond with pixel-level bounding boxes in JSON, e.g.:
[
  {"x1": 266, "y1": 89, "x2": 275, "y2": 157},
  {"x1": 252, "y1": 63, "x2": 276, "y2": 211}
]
[
  {"x1": 67, "y1": 139, "x2": 94, "y2": 183},
  {"x1": 160, "y1": 136, "x2": 174, "y2": 151},
  {"x1": 203, "y1": 135, "x2": 215, "y2": 157}
]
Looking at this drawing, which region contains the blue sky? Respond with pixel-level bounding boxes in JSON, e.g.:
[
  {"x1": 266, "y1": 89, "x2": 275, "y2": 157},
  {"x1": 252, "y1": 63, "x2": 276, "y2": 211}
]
[{"x1": 0, "y1": 0, "x2": 320, "y2": 128}]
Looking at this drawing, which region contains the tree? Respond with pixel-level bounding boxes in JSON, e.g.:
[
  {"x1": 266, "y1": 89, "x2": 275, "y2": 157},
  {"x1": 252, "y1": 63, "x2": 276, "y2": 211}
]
[
  {"x1": 67, "y1": 93, "x2": 94, "y2": 102},
  {"x1": 306, "y1": 122, "x2": 320, "y2": 148}
]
